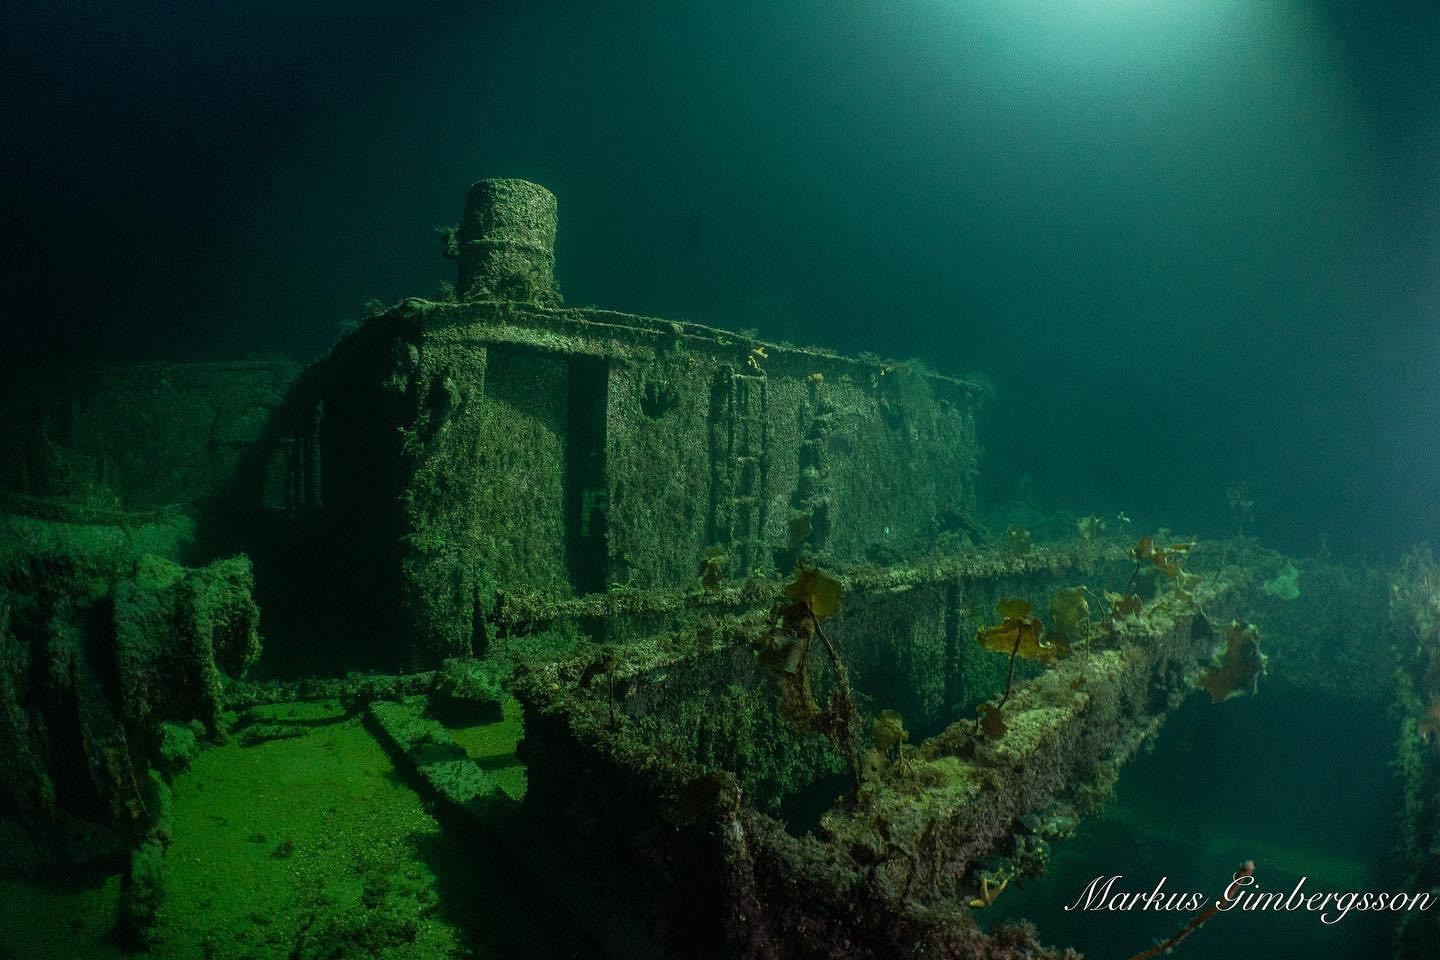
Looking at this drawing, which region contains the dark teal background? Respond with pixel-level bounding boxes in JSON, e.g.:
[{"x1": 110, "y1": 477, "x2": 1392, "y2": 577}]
[{"x1": 5, "y1": 0, "x2": 1438, "y2": 556}]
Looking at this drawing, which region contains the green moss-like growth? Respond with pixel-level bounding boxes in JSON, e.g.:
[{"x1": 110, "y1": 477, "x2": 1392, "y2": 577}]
[
  {"x1": 0, "y1": 360, "x2": 297, "y2": 513},
  {"x1": 1261, "y1": 560, "x2": 1301, "y2": 600},
  {"x1": 456, "y1": 178, "x2": 562, "y2": 306},
  {"x1": 1243, "y1": 546, "x2": 1390, "y2": 699},
  {"x1": 634, "y1": 680, "x2": 844, "y2": 813},
  {"x1": 367, "y1": 698, "x2": 510, "y2": 820},
  {"x1": 0, "y1": 515, "x2": 262, "y2": 871},
  {"x1": 117, "y1": 836, "x2": 165, "y2": 948},
  {"x1": 605, "y1": 355, "x2": 717, "y2": 588},
  {"x1": 156, "y1": 722, "x2": 201, "y2": 774},
  {"x1": 399, "y1": 331, "x2": 579, "y2": 662},
  {"x1": 115, "y1": 553, "x2": 262, "y2": 739},
  {"x1": 429, "y1": 657, "x2": 504, "y2": 725},
  {"x1": 305, "y1": 294, "x2": 986, "y2": 667}
]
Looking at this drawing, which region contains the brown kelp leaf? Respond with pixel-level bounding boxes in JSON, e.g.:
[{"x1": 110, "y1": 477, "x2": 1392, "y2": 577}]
[
  {"x1": 872, "y1": 709, "x2": 908, "y2": 754},
  {"x1": 1133, "y1": 536, "x2": 1155, "y2": 561},
  {"x1": 1173, "y1": 570, "x2": 1202, "y2": 602},
  {"x1": 784, "y1": 564, "x2": 843, "y2": 620},
  {"x1": 976, "y1": 600, "x2": 1055, "y2": 662},
  {"x1": 1149, "y1": 541, "x2": 1196, "y2": 578},
  {"x1": 976, "y1": 617, "x2": 1041, "y2": 656},
  {"x1": 1199, "y1": 621, "x2": 1268, "y2": 703},
  {"x1": 1050, "y1": 587, "x2": 1090, "y2": 638},
  {"x1": 977, "y1": 703, "x2": 1008, "y2": 740},
  {"x1": 1105, "y1": 591, "x2": 1143, "y2": 617}
]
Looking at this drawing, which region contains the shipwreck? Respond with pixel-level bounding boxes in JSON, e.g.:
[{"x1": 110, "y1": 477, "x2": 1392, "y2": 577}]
[{"x1": 0, "y1": 179, "x2": 1435, "y2": 959}]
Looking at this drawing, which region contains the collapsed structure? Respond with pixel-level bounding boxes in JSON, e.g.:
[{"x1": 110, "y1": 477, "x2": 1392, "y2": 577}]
[{"x1": 0, "y1": 179, "x2": 1433, "y2": 959}]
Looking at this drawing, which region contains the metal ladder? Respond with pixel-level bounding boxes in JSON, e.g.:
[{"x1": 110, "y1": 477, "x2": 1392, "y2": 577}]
[{"x1": 711, "y1": 372, "x2": 769, "y2": 574}]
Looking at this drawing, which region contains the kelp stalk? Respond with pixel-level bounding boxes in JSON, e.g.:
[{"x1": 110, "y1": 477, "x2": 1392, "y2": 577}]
[
  {"x1": 998, "y1": 630, "x2": 1022, "y2": 709},
  {"x1": 974, "y1": 631, "x2": 1023, "y2": 739},
  {"x1": 1128, "y1": 860, "x2": 1255, "y2": 960},
  {"x1": 811, "y1": 611, "x2": 863, "y2": 795}
]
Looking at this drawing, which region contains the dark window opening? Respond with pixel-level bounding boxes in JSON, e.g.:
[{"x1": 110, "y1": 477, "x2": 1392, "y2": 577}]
[{"x1": 565, "y1": 357, "x2": 609, "y2": 594}]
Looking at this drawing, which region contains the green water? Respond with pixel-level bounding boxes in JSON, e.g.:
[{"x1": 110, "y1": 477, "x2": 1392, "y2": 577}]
[
  {"x1": 987, "y1": 687, "x2": 1401, "y2": 959},
  {"x1": 0, "y1": 699, "x2": 587, "y2": 960},
  {"x1": 5, "y1": 3, "x2": 1439, "y2": 957}
]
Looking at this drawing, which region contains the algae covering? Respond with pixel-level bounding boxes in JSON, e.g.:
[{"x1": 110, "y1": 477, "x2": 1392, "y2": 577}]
[
  {"x1": 292, "y1": 293, "x2": 982, "y2": 667},
  {"x1": 0, "y1": 178, "x2": 1432, "y2": 960},
  {"x1": 0, "y1": 698, "x2": 576, "y2": 960}
]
